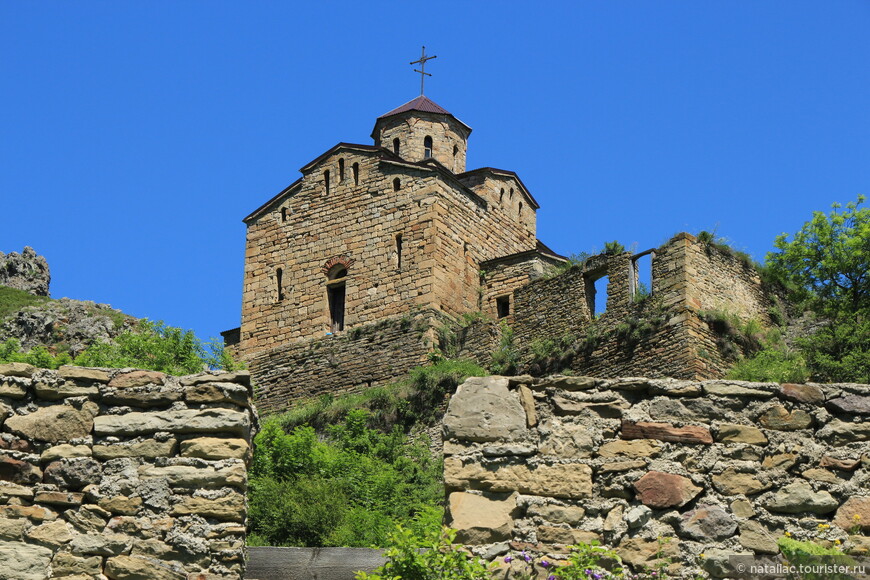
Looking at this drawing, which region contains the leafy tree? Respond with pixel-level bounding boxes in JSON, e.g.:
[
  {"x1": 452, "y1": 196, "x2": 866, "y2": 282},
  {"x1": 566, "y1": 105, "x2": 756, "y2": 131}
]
[{"x1": 766, "y1": 196, "x2": 870, "y2": 382}]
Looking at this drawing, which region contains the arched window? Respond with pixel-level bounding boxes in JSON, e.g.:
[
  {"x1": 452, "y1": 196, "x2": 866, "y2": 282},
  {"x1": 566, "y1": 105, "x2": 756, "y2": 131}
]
[
  {"x1": 393, "y1": 138, "x2": 400, "y2": 155},
  {"x1": 338, "y1": 158, "x2": 345, "y2": 182},
  {"x1": 499, "y1": 188, "x2": 504, "y2": 203},
  {"x1": 423, "y1": 136, "x2": 433, "y2": 158},
  {"x1": 395, "y1": 234, "x2": 403, "y2": 271},
  {"x1": 393, "y1": 177, "x2": 401, "y2": 191},
  {"x1": 352, "y1": 162, "x2": 360, "y2": 185},
  {"x1": 326, "y1": 265, "x2": 347, "y2": 333},
  {"x1": 324, "y1": 170, "x2": 330, "y2": 195},
  {"x1": 509, "y1": 187, "x2": 514, "y2": 199},
  {"x1": 276, "y1": 268, "x2": 285, "y2": 302}
]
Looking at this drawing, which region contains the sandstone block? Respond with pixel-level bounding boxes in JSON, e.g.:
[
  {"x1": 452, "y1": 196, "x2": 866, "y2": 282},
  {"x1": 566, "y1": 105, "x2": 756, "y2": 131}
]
[
  {"x1": 647, "y1": 379, "x2": 702, "y2": 396},
  {"x1": 543, "y1": 376, "x2": 599, "y2": 391},
  {"x1": 70, "y1": 532, "x2": 131, "y2": 556},
  {"x1": 765, "y1": 481, "x2": 838, "y2": 514},
  {"x1": 0, "y1": 504, "x2": 57, "y2": 522},
  {"x1": 58, "y1": 365, "x2": 110, "y2": 382},
  {"x1": 0, "y1": 481, "x2": 33, "y2": 501},
  {"x1": 444, "y1": 457, "x2": 593, "y2": 499},
  {"x1": 104, "y1": 555, "x2": 186, "y2": 580},
  {"x1": 99, "y1": 495, "x2": 143, "y2": 515},
  {"x1": 41, "y1": 443, "x2": 93, "y2": 462},
  {"x1": 703, "y1": 381, "x2": 776, "y2": 398},
  {"x1": 5, "y1": 401, "x2": 99, "y2": 443},
  {"x1": 762, "y1": 453, "x2": 797, "y2": 470},
  {"x1": 94, "y1": 407, "x2": 251, "y2": 437},
  {"x1": 108, "y1": 369, "x2": 166, "y2": 388},
  {"x1": 51, "y1": 552, "x2": 103, "y2": 577},
  {"x1": 172, "y1": 493, "x2": 246, "y2": 522},
  {"x1": 26, "y1": 519, "x2": 73, "y2": 547},
  {"x1": 180, "y1": 370, "x2": 250, "y2": 386},
  {"x1": 712, "y1": 468, "x2": 770, "y2": 496},
  {"x1": 139, "y1": 463, "x2": 247, "y2": 489},
  {"x1": 598, "y1": 439, "x2": 662, "y2": 458},
  {"x1": 0, "y1": 540, "x2": 53, "y2": 580},
  {"x1": 180, "y1": 437, "x2": 249, "y2": 460},
  {"x1": 820, "y1": 456, "x2": 861, "y2": 471},
  {"x1": 443, "y1": 376, "x2": 527, "y2": 442},
  {"x1": 448, "y1": 491, "x2": 517, "y2": 544},
  {"x1": 701, "y1": 548, "x2": 754, "y2": 578},
  {"x1": 34, "y1": 379, "x2": 100, "y2": 400},
  {"x1": 538, "y1": 423, "x2": 594, "y2": 458},
  {"x1": 716, "y1": 423, "x2": 768, "y2": 445},
  {"x1": 802, "y1": 468, "x2": 841, "y2": 484},
  {"x1": 730, "y1": 499, "x2": 756, "y2": 518},
  {"x1": 679, "y1": 505, "x2": 736, "y2": 540},
  {"x1": 94, "y1": 438, "x2": 177, "y2": 459},
  {"x1": 0, "y1": 455, "x2": 42, "y2": 484},
  {"x1": 526, "y1": 503, "x2": 585, "y2": 525},
  {"x1": 834, "y1": 496, "x2": 870, "y2": 532},
  {"x1": 186, "y1": 382, "x2": 250, "y2": 406},
  {"x1": 617, "y1": 537, "x2": 679, "y2": 570},
  {"x1": 35, "y1": 490, "x2": 84, "y2": 507},
  {"x1": 624, "y1": 505, "x2": 651, "y2": 529},
  {"x1": 63, "y1": 504, "x2": 111, "y2": 533},
  {"x1": 738, "y1": 521, "x2": 779, "y2": 554},
  {"x1": 0, "y1": 362, "x2": 36, "y2": 377},
  {"x1": 537, "y1": 525, "x2": 599, "y2": 545},
  {"x1": 0, "y1": 380, "x2": 27, "y2": 399},
  {"x1": 101, "y1": 387, "x2": 184, "y2": 407},
  {"x1": 518, "y1": 385, "x2": 537, "y2": 427},
  {"x1": 633, "y1": 471, "x2": 701, "y2": 508},
  {"x1": 817, "y1": 419, "x2": 870, "y2": 445},
  {"x1": 758, "y1": 405, "x2": 813, "y2": 430},
  {"x1": 621, "y1": 420, "x2": 713, "y2": 444},
  {"x1": 779, "y1": 383, "x2": 825, "y2": 404},
  {"x1": 600, "y1": 459, "x2": 647, "y2": 472}
]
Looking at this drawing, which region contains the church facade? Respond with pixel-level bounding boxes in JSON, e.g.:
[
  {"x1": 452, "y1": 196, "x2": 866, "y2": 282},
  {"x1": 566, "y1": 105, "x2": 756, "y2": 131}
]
[{"x1": 235, "y1": 95, "x2": 565, "y2": 359}]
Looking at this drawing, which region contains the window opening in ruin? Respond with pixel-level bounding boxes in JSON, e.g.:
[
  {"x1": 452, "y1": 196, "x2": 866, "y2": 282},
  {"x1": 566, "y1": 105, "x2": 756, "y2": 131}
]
[
  {"x1": 424, "y1": 136, "x2": 433, "y2": 158},
  {"x1": 324, "y1": 170, "x2": 330, "y2": 195},
  {"x1": 393, "y1": 177, "x2": 401, "y2": 191},
  {"x1": 352, "y1": 162, "x2": 359, "y2": 185},
  {"x1": 281, "y1": 207, "x2": 287, "y2": 222},
  {"x1": 631, "y1": 250, "x2": 654, "y2": 301},
  {"x1": 510, "y1": 187, "x2": 514, "y2": 199},
  {"x1": 584, "y1": 271, "x2": 609, "y2": 317},
  {"x1": 326, "y1": 265, "x2": 347, "y2": 333},
  {"x1": 519, "y1": 201, "x2": 523, "y2": 217},
  {"x1": 500, "y1": 188, "x2": 504, "y2": 203},
  {"x1": 393, "y1": 138, "x2": 400, "y2": 155},
  {"x1": 338, "y1": 158, "x2": 345, "y2": 181},
  {"x1": 276, "y1": 268, "x2": 285, "y2": 302},
  {"x1": 396, "y1": 234, "x2": 403, "y2": 270},
  {"x1": 496, "y1": 295, "x2": 511, "y2": 319},
  {"x1": 453, "y1": 145, "x2": 459, "y2": 156}
]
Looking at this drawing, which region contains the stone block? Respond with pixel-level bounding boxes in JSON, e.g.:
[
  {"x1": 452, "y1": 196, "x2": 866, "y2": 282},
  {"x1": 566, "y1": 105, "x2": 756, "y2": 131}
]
[
  {"x1": 765, "y1": 481, "x2": 838, "y2": 514},
  {"x1": 817, "y1": 420, "x2": 870, "y2": 445},
  {"x1": 26, "y1": 519, "x2": 73, "y2": 547},
  {"x1": 712, "y1": 468, "x2": 770, "y2": 496},
  {"x1": 444, "y1": 457, "x2": 593, "y2": 499},
  {"x1": 538, "y1": 423, "x2": 594, "y2": 458},
  {"x1": 758, "y1": 405, "x2": 813, "y2": 430},
  {"x1": 448, "y1": 491, "x2": 518, "y2": 544},
  {"x1": 94, "y1": 438, "x2": 177, "y2": 459},
  {"x1": 633, "y1": 471, "x2": 701, "y2": 509},
  {"x1": 834, "y1": 496, "x2": 870, "y2": 532},
  {"x1": 94, "y1": 408, "x2": 251, "y2": 437},
  {"x1": 5, "y1": 401, "x2": 99, "y2": 443},
  {"x1": 108, "y1": 370, "x2": 167, "y2": 388},
  {"x1": 104, "y1": 555, "x2": 186, "y2": 580},
  {"x1": 827, "y1": 395, "x2": 870, "y2": 415},
  {"x1": 41, "y1": 443, "x2": 93, "y2": 462},
  {"x1": 716, "y1": 423, "x2": 768, "y2": 445},
  {"x1": 58, "y1": 366, "x2": 110, "y2": 382},
  {"x1": 536, "y1": 525, "x2": 599, "y2": 545},
  {"x1": 679, "y1": 505, "x2": 736, "y2": 540},
  {"x1": 0, "y1": 540, "x2": 53, "y2": 580},
  {"x1": 443, "y1": 376, "x2": 527, "y2": 442},
  {"x1": 139, "y1": 463, "x2": 247, "y2": 489},
  {"x1": 172, "y1": 493, "x2": 246, "y2": 522},
  {"x1": 779, "y1": 383, "x2": 825, "y2": 404},
  {"x1": 598, "y1": 439, "x2": 662, "y2": 458},
  {"x1": 526, "y1": 503, "x2": 585, "y2": 525},
  {"x1": 51, "y1": 552, "x2": 103, "y2": 577},
  {"x1": 620, "y1": 420, "x2": 713, "y2": 444},
  {"x1": 0, "y1": 362, "x2": 36, "y2": 377},
  {"x1": 180, "y1": 437, "x2": 250, "y2": 460}
]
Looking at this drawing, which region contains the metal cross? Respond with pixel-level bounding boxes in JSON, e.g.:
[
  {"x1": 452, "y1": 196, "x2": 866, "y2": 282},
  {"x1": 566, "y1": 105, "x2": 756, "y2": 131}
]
[{"x1": 410, "y1": 46, "x2": 437, "y2": 96}]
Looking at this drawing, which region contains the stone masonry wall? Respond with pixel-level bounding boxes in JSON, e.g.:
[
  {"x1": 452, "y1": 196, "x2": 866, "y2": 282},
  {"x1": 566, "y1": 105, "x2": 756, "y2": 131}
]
[
  {"x1": 250, "y1": 310, "x2": 443, "y2": 414},
  {"x1": 0, "y1": 363, "x2": 255, "y2": 580},
  {"x1": 444, "y1": 374, "x2": 870, "y2": 578}
]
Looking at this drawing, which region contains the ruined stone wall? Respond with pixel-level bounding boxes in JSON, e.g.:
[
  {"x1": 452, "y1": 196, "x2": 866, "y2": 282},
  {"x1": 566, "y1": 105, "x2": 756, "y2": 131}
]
[
  {"x1": 250, "y1": 311, "x2": 442, "y2": 414},
  {"x1": 0, "y1": 363, "x2": 255, "y2": 580},
  {"x1": 444, "y1": 375, "x2": 870, "y2": 578},
  {"x1": 0, "y1": 247, "x2": 50, "y2": 297}
]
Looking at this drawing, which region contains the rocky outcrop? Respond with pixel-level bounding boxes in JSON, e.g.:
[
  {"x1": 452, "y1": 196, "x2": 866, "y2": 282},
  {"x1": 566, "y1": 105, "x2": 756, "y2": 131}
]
[
  {"x1": 0, "y1": 365, "x2": 256, "y2": 579},
  {"x1": 0, "y1": 247, "x2": 50, "y2": 296}
]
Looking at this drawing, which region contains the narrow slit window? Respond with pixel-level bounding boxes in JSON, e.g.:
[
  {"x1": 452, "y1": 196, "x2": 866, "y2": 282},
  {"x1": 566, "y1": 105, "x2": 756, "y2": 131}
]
[
  {"x1": 393, "y1": 138, "x2": 400, "y2": 155},
  {"x1": 281, "y1": 207, "x2": 288, "y2": 222},
  {"x1": 424, "y1": 136, "x2": 433, "y2": 158},
  {"x1": 499, "y1": 188, "x2": 504, "y2": 203},
  {"x1": 393, "y1": 177, "x2": 401, "y2": 191},
  {"x1": 352, "y1": 162, "x2": 359, "y2": 185},
  {"x1": 519, "y1": 202, "x2": 523, "y2": 217},
  {"x1": 327, "y1": 266, "x2": 347, "y2": 333},
  {"x1": 324, "y1": 170, "x2": 330, "y2": 195},
  {"x1": 397, "y1": 234, "x2": 404, "y2": 269},
  {"x1": 496, "y1": 295, "x2": 510, "y2": 319},
  {"x1": 338, "y1": 158, "x2": 345, "y2": 181},
  {"x1": 276, "y1": 268, "x2": 285, "y2": 302}
]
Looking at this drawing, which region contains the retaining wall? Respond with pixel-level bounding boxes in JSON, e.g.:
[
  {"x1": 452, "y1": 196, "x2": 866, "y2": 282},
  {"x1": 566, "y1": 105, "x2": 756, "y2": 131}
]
[
  {"x1": 0, "y1": 362, "x2": 256, "y2": 580},
  {"x1": 443, "y1": 374, "x2": 870, "y2": 578}
]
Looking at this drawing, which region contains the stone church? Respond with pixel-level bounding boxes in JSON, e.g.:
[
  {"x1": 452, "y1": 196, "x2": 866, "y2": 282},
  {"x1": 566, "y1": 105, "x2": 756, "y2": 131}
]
[
  {"x1": 231, "y1": 94, "x2": 565, "y2": 360},
  {"x1": 226, "y1": 90, "x2": 778, "y2": 413}
]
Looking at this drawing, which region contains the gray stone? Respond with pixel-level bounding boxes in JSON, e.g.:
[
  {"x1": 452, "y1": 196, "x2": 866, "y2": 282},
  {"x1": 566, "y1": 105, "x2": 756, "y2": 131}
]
[
  {"x1": 827, "y1": 395, "x2": 870, "y2": 415},
  {"x1": 680, "y1": 505, "x2": 737, "y2": 540},
  {"x1": 34, "y1": 380, "x2": 100, "y2": 400},
  {"x1": 44, "y1": 458, "x2": 102, "y2": 489},
  {"x1": 765, "y1": 481, "x2": 839, "y2": 514},
  {"x1": 625, "y1": 505, "x2": 652, "y2": 529},
  {"x1": 703, "y1": 381, "x2": 776, "y2": 398},
  {"x1": 70, "y1": 532, "x2": 131, "y2": 556},
  {"x1": 0, "y1": 362, "x2": 37, "y2": 378},
  {"x1": 448, "y1": 491, "x2": 518, "y2": 544},
  {"x1": 443, "y1": 376, "x2": 527, "y2": 442},
  {"x1": 527, "y1": 503, "x2": 585, "y2": 525},
  {"x1": 58, "y1": 366, "x2": 110, "y2": 382},
  {"x1": 817, "y1": 419, "x2": 870, "y2": 445},
  {"x1": 701, "y1": 549, "x2": 753, "y2": 578},
  {"x1": 716, "y1": 423, "x2": 768, "y2": 445},
  {"x1": 5, "y1": 401, "x2": 99, "y2": 443},
  {"x1": 544, "y1": 375, "x2": 600, "y2": 390},
  {"x1": 738, "y1": 521, "x2": 780, "y2": 554},
  {"x1": 93, "y1": 407, "x2": 251, "y2": 437},
  {"x1": 538, "y1": 422, "x2": 594, "y2": 458},
  {"x1": 104, "y1": 555, "x2": 185, "y2": 580},
  {"x1": 138, "y1": 463, "x2": 246, "y2": 489},
  {"x1": 0, "y1": 539, "x2": 53, "y2": 579},
  {"x1": 41, "y1": 444, "x2": 93, "y2": 462}
]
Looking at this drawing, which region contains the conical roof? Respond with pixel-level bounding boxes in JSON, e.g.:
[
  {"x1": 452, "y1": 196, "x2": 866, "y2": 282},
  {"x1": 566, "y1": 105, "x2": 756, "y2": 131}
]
[{"x1": 374, "y1": 96, "x2": 471, "y2": 134}]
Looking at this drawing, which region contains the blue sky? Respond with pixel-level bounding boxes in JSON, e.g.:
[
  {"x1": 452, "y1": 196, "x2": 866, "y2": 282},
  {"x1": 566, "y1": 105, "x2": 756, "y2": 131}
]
[{"x1": 2, "y1": 1, "x2": 868, "y2": 342}]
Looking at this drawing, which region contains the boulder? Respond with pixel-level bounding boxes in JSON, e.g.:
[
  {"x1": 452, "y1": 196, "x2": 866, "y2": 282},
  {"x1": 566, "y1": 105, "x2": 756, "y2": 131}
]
[
  {"x1": 633, "y1": 471, "x2": 701, "y2": 509},
  {"x1": 448, "y1": 491, "x2": 518, "y2": 544},
  {"x1": 442, "y1": 376, "x2": 528, "y2": 442}
]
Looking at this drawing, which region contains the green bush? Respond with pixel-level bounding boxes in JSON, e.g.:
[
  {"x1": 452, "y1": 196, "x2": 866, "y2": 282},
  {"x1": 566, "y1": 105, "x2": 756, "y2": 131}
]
[
  {"x1": 0, "y1": 286, "x2": 50, "y2": 321},
  {"x1": 726, "y1": 347, "x2": 810, "y2": 383},
  {"x1": 0, "y1": 338, "x2": 71, "y2": 369},
  {"x1": 490, "y1": 322, "x2": 518, "y2": 375},
  {"x1": 249, "y1": 410, "x2": 444, "y2": 548},
  {"x1": 777, "y1": 536, "x2": 858, "y2": 580}
]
